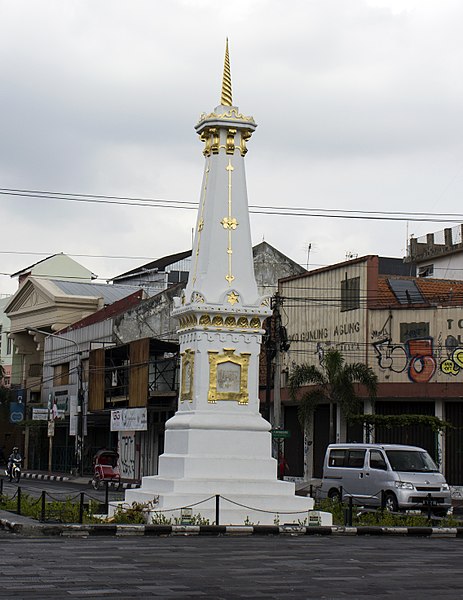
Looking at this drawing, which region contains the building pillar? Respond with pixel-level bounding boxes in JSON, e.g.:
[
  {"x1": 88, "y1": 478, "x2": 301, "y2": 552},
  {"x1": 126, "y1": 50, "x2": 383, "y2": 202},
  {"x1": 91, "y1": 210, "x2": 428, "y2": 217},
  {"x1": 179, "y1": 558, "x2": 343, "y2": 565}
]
[
  {"x1": 435, "y1": 399, "x2": 445, "y2": 472},
  {"x1": 364, "y1": 398, "x2": 374, "y2": 443}
]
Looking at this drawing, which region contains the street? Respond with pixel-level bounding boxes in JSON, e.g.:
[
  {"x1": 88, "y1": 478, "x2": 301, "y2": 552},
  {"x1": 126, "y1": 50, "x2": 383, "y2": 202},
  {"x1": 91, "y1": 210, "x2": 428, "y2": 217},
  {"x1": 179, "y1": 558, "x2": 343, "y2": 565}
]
[{"x1": 0, "y1": 534, "x2": 462, "y2": 599}]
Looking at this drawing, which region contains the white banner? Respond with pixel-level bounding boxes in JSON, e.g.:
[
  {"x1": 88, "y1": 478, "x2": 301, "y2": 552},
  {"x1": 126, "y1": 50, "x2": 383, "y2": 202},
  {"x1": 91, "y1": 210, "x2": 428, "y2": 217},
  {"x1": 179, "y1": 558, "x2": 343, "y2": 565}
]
[
  {"x1": 111, "y1": 408, "x2": 147, "y2": 431},
  {"x1": 32, "y1": 408, "x2": 49, "y2": 421},
  {"x1": 32, "y1": 408, "x2": 65, "y2": 421},
  {"x1": 69, "y1": 395, "x2": 78, "y2": 436},
  {"x1": 118, "y1": 431, "x2": 136, "y2": 480}
]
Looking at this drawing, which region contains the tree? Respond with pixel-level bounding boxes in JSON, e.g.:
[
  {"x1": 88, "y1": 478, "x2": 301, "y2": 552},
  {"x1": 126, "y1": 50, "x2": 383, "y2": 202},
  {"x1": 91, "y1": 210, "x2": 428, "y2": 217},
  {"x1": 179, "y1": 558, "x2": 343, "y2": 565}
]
[{"x1": 289, "y1": 348, "x2": 378, "y2": 443}]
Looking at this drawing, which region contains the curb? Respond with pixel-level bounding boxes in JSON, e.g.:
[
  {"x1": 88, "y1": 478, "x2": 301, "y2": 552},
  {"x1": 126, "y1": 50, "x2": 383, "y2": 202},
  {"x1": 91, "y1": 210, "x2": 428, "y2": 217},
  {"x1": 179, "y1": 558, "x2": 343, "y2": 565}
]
[
  {"x1": 22, "y1": 473, "x2": 71, "y2": 483},
  {"x1": 20, "y1": 473, "x2": 140, "y2": 489},
  {"x1": 2, "y1": 517, "x2": 463, "y2": 538}
]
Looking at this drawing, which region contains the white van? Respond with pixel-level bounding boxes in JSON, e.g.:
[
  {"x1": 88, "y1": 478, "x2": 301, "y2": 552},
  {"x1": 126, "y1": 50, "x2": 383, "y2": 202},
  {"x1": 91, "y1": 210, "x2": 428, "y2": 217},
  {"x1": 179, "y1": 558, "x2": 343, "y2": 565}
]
[{"x1": 320, "y1": 443, "x2": 451, "y2": 515}]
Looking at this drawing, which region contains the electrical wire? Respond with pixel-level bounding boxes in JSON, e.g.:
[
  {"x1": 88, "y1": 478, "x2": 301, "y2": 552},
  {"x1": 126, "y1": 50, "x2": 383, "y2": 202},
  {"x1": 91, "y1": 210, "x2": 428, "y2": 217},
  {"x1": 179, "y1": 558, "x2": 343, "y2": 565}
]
[{"x1": 1, "y1": 186, "x2": 463, "y2": 222}]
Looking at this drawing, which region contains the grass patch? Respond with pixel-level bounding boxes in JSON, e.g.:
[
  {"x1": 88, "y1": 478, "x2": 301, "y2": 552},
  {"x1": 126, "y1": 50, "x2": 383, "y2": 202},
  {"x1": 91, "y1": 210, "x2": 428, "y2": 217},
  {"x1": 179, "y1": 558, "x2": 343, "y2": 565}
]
[{"x1": 0, "y1": 491, "x2": 103, "y2": 524}]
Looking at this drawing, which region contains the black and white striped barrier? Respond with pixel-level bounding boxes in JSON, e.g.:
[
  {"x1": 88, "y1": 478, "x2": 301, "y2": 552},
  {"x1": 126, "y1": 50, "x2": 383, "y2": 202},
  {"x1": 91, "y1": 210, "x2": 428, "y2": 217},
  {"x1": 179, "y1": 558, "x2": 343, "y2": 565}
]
[
  {"x1": 2, "y1": 519, "x2": 463, "y2": 537},
  {"x1": 20, "y1": 472, "x2": 140, "y2": 488}
]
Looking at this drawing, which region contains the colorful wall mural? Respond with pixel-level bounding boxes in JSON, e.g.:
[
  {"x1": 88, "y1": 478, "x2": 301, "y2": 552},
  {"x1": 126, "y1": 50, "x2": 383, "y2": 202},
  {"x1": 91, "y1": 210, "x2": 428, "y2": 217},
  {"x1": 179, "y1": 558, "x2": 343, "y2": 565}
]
[{"x1": 372, "y1": 318, "x2": 463, "y2": 382}]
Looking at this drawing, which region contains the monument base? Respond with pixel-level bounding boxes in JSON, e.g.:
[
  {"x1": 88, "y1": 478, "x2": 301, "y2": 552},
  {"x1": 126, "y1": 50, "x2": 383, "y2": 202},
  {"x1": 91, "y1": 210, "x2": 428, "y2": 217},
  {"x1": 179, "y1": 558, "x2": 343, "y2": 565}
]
[
  {"x1": 111, "y1": 411, "x2": 332, "y2": 526},
  {"x1": 114, "y1": 476, "x2": 333, "y2": 526}
]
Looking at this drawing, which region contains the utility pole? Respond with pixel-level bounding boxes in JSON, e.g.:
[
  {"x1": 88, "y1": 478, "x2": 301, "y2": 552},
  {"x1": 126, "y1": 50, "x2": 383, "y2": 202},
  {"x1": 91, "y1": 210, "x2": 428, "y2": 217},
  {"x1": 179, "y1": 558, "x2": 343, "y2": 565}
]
[
  {"x1": 306, "y1": 242, "x2": 312, "y2": 270},
  {"x1": 272, "y1": 292, "x2": 284, "y2": 460},
  {"x1": 77, "y1": 360, "x2": 84, "y2": 476},
  {"x1": 267, "y1": 292, "x2": 291, "y2": 460},
  {"x1": 264, "y1": 325, "x2": 273, "y2": 424},
  {"x1": 273, "y1": 292, "x2": 282, "y2": 433}
]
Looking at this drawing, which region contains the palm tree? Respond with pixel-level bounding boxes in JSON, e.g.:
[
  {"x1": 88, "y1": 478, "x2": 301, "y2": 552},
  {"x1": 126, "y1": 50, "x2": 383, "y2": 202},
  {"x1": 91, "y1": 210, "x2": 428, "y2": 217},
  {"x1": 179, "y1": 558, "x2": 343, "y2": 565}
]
[{"x1": 289, "y1": 348, "x2": 377, "y2": 443}]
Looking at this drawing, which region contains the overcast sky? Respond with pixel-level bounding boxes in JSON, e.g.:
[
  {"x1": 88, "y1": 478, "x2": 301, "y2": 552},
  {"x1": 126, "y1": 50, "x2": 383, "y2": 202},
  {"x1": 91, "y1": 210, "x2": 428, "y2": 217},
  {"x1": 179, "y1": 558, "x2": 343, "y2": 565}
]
[{"x1": 1, "y1": 0, "x2": 463, "y2": 295}]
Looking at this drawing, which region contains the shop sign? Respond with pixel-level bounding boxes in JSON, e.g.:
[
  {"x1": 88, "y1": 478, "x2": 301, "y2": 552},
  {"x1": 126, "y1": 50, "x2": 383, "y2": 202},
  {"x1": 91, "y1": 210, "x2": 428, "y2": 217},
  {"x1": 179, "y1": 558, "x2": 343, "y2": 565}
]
[{"x1": 110, "y1": 408, "x2": 147, "y2": 431}]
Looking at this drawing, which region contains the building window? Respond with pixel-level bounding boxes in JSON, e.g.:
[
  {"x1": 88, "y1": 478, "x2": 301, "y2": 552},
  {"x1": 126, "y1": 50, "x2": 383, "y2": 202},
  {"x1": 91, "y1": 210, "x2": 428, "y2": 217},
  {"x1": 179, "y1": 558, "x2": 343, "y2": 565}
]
[
  {"x1": 54, "y1": 363, "x2": 70, "y2": 386},
  {"x1": 400, "y1": 322, "x2": 430, "y2": 343},
  {"x1": 341, "y1": 275, "x2": 360, "y2": 312},
  {"x1": 418, "y1": 264, "x2": 434, "y2": 277},
  {"x1": 29, "y1": 364, "x2": 43, "y2": 378},
  {"x1": 104, "y1": 345, "x2": 130, "y2": 405},
  {"x1": 29, "y1": 391, "x2": 41, "y2": 403},
  {"x1": 6, "y1": 336, "x2": 12, "y2": 355},
  {"x1": 167, "y1": 270, "x2": 189, "y2": 284}
]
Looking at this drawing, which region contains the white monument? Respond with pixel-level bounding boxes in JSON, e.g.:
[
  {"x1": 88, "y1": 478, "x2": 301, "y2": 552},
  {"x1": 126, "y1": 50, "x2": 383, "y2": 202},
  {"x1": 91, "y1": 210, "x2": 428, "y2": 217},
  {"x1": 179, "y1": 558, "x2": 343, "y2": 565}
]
[{"x1": 123, "y1": 42, "x2": 331, "y2": 526}]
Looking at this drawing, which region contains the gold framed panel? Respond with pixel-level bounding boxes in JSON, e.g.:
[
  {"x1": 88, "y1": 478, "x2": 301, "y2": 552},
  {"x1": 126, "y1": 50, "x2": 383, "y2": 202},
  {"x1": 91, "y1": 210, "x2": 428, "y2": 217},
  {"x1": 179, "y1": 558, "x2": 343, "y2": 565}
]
[
  {"x1": 208, "y1": 348, "x2": 250, "y2": 405},
  {"x1": 180, "y1": 349, "x2": 195, "y2": 403}
]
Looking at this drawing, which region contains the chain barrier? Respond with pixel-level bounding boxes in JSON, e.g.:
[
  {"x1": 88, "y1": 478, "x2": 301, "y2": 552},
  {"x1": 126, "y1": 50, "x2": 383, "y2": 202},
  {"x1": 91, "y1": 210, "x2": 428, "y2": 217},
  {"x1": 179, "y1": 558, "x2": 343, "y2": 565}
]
[
  {"x1": 146, "y1": 495, "x2": 218, "y2": 515},
  {"x1": 219, "y1": 495, "x2": 310, "y2": 515},
  {"x1": 85, "y1": 492, "x2": 107, "y2": 503},
  {"x1": 1, "y1": 486, "x2": 316, "y2": 522},
  {"x1": 28, "y1": 495, "x2": 43, "y2": 507},
  {"x1": 0, "y1": 483, "x2": 443, "y2": 526},
  {"x1": 323, "y1": 483, "x2": 446, "y2": 524},
  {"x1": 45, "y1": 491, "x2": 82, "y2": 502},
  {"x1": 0, "y1": 482, "x2": 119, "y2": 523}
]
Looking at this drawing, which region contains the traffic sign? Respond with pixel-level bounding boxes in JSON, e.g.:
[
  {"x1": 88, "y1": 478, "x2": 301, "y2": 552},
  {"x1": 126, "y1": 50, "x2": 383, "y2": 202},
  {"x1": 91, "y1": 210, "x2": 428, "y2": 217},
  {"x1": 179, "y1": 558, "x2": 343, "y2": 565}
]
[{"x1": 271, "y1": 429, "x2": 291, "y2": 439}]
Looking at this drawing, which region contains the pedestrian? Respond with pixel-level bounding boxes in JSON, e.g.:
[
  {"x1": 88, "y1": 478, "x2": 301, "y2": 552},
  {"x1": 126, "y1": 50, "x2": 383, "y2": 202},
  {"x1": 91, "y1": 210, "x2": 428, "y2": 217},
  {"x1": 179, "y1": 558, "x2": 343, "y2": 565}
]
[{"x1": 278, "y1": 452, "x2": 289, "y2": 479}]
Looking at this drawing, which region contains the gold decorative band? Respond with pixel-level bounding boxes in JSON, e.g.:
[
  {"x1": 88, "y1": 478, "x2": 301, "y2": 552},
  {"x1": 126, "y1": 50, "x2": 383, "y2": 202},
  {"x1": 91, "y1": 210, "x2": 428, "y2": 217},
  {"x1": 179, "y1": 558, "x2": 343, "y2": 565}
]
[
  {"x1": 199, "y1": 126, "x2": 253, "y2": 157},
  {"x1": 177, "y1": 313, "x2": 263, "y2": 331},
  {"x1": 198, "y1": 108, "x2": 255, "y2": 124}
]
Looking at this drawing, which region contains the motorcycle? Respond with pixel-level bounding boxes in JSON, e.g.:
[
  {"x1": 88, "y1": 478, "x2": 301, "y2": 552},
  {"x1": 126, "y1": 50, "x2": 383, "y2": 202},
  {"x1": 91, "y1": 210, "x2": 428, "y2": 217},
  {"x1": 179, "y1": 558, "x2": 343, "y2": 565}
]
[{"x1": 5, "y1": 458, "x2": 21, "y2": 483}]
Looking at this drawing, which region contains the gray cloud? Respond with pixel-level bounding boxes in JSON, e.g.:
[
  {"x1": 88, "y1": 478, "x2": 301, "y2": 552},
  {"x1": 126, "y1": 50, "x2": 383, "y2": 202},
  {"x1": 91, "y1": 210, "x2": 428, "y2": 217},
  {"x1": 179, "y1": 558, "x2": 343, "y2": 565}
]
[{"x1": 1, "y1": 0, "x2": 462, "y2": 295}]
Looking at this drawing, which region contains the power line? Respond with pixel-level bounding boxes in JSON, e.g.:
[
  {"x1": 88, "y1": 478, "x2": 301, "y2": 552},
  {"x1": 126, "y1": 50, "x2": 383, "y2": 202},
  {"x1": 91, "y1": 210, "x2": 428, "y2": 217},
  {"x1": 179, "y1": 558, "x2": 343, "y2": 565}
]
[
  {"x1": 2, "y1": 186, "x2": 463, "y2": 222},
  {"x1": 0, "y1": 250, "x2": 160, "y2": 261}
]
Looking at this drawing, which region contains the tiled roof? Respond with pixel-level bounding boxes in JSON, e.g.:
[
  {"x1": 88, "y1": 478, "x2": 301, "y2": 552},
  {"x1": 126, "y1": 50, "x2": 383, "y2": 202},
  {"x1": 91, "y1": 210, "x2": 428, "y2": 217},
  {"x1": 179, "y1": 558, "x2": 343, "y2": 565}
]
[
  {"x1": 59, "y1": 290, "x2": 145, "y2": 332},
  {"x1": 374, "y1": 276, "x2": 463, "y2": 308},
  {"x1": 50, "y1": 280, "x2": 157, "y2": 304}
]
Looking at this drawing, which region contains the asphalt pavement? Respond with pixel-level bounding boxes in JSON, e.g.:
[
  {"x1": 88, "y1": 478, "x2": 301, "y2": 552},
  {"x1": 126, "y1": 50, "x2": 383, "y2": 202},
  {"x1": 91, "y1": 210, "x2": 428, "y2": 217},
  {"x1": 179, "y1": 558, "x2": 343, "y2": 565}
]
[
  {"x1": 1, "y1": 534, "x2": 463, "y2": 599},
  {"x1": 2, "y1": 472, "x2": 463, "y2": 598}
]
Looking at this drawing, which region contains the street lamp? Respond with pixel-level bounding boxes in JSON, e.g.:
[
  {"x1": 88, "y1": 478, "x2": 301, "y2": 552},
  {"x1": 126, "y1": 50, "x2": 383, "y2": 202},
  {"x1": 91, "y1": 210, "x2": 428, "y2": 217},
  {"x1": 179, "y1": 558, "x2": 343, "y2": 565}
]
[{"x1": 27, "y1": 327, "x2": 84, "y2": 476}]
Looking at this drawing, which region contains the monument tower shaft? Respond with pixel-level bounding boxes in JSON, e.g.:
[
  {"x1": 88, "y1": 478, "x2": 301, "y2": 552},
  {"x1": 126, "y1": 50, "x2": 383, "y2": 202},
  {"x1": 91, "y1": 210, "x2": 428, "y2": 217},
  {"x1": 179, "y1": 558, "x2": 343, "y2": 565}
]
[
  {"x1": 171, "y1": 36, "x2": 271, "y2": 447},
  {"x1": 184, "y1": 38, "x2": 263, "y2": 309}
]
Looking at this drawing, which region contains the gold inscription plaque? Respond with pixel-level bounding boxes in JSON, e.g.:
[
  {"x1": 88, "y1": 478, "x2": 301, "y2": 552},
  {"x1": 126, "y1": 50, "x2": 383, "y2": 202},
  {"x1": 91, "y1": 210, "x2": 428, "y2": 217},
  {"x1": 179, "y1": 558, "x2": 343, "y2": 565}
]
[
  {"x1": 180, "y1": 349, "x2": 195, "y2": 403},
  {"x1": 208, "y1": 348, "x2": 250, "y2": 405}
]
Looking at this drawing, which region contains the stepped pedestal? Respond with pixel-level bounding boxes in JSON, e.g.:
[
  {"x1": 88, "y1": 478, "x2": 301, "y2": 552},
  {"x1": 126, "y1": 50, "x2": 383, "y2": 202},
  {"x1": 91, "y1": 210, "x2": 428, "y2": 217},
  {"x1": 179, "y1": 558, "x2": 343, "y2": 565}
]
[{"x1": 122, "y1": 409, "x2": 323, "y2": 525}]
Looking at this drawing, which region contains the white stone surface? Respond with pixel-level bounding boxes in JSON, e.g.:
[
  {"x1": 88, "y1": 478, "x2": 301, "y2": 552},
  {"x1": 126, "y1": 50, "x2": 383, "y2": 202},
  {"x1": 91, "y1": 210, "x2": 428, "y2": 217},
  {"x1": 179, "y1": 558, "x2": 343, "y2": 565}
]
[{"x1": 184, "y1": 105, "x2": 259, "y2": 308}]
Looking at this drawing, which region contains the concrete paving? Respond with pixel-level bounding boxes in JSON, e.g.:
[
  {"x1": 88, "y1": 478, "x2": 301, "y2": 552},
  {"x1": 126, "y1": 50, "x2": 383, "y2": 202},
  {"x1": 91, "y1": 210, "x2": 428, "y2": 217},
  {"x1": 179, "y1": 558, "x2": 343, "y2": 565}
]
[{"x1": 0, "y1": 534, "x2": 463, "y2": 599}]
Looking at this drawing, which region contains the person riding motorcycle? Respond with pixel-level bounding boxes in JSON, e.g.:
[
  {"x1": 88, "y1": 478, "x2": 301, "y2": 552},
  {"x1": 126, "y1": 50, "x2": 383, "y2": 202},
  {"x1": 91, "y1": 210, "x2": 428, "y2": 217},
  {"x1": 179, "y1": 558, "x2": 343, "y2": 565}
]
[{"x1": 7, "y1": 447, "x2": 21, "y2": 477}]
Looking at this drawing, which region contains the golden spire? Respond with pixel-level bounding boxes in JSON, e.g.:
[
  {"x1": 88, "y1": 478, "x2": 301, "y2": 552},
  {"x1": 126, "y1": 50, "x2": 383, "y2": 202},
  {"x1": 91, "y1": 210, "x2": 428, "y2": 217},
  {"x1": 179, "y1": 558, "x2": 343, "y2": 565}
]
[{"x1": 220, "y1": 38, "x2": 233, "y2": 106}]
